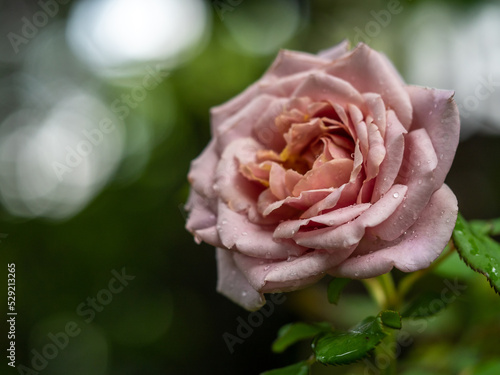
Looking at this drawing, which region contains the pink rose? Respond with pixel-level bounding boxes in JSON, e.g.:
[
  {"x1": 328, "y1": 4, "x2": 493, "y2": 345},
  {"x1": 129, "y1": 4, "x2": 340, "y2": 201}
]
[{"x1": 186, "y1": 41, "x2": 460, "y2": 311}]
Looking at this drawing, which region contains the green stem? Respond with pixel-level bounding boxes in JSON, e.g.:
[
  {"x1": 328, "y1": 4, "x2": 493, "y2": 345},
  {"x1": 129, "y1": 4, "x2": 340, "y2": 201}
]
[
  {"x1": 375, "y1": 331, "x2": 398, "y2": 375},
  {"x1": 379, "y1": 272, "x2": 398, "y2": 310},
  {"x1": 361, "y1": 278, "x2": 386, "y2": 310}
]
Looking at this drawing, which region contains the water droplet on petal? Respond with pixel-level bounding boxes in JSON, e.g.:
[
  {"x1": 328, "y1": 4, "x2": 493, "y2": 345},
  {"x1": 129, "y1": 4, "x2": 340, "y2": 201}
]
[{"x1": 393, "y1": 192, "x2": 399, "y2": 199}]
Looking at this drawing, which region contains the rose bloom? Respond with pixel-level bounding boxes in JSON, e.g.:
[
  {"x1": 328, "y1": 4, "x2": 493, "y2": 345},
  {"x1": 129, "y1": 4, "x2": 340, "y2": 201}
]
[{"x1": 186, "y1": 41, "x2": 460, "y2": 310}]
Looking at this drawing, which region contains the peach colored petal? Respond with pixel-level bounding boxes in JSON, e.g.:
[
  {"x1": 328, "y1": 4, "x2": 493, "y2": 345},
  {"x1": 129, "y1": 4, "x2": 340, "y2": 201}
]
[
  {"x1": 273, "y1": 203, "x2": 371, "y2": 239},
  {"x1": 329, "y1": 184, "x2": 457, "y2": 278},
  {"x1": 368, "y1": 128, "x2": 438, "y2": 241},
  {"x1": 363, "y1": 93, "x2": 387, "y2": 138},
  {"x1": 292, "y1": 159, "x2": 353, "y2": 196},
  {"x1": 294, "y1": 184, "x2": 407, "y2": 250},
  {"x1": 371, "y1": 110, "x2": 407, "y2": 202}
]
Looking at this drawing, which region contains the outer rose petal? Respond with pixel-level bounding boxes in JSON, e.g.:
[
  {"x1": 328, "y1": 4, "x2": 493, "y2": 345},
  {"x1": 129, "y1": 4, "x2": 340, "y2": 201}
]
[
  {"x1": 406, "y1": 86, "x2": 460, "y2": 188},
  {"x1": 187, "y1": 139, "x2": 218, "y2": 199},
  {"x1": 329, "y1": 184, "x2": 458, "y2": 278},
  {"x1": 233, "y1": 250, "x2": 338, "y2": 293},
  {"x1": 369, "y1": 129, "x2": 438, "y2": 241},
  {"x1": 325, "y1": 43, "x2": 413, "y2": 129},
  {"x1": 216, "y1": 248, "x2": 265, "y2": 311},
  {"x1": 318, "y1": 39, "x2": 350, "y2": 60}
]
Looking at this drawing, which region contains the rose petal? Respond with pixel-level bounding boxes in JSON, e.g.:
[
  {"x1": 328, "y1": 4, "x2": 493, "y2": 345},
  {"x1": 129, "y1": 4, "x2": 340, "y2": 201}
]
[
  {"x1": 187, "y1": 139, "x2": 219, "y2": 199},
  {"x1": 252, "y1": 97, "x2": 289, "y2": 150},
  {"x1": 261, "y1": 188, "x2": 334, "y2": 216},
  {"x1": 216, "y1": 138, "x2": 264, "y2": 220},
  {"x1": 217, "y1": 202, "x2": 306, "y2": 259},
  {"x1": 273, "y1": 203, "x2": 371, "y2": 239},
  {"x1": 292, "y1": 72, "x2": 365, "y2": 109},
  {"x1": 216, "y1": 94, "x2": 277, "y2": 153},
  {"x1": 363, "y1": 93, "x2": 387, "y2": 138},
  {"x1": 294, "y1": 184, "x2": 407, "y2": 250},
  {"x1": 216, "y1": 248, "x2": 265, "y2": 311},
  {"x1": 329, "y1": 184, "x2": 458, "y2": 278},
  {"x1": 371, "y1": 110, "x2": 407, "y2": 202},
  {"x1": 369, "y1": 128, "x2": 438, "y2": 241},
  {"x1": 406, "y1": 86, "x2": 460, "y2": 188},
  {"x1": 185, "y1": 190, "x2": 217, "y2": 233},
  {"x1": 318, "y1": 39, "x2": 350, "y2": 60},
  {"x1": 233, "y1": 250, "x2": 338, "y2": 293},
  {"x1": 264, "y1": 49, "x2": 330, "y2": 79},
  {"x1": 326, "y1": 43, "x2": 412, "y2": 129},
  {"x1": 292, "y1": 159, "x2": 353, "y2": 196}
]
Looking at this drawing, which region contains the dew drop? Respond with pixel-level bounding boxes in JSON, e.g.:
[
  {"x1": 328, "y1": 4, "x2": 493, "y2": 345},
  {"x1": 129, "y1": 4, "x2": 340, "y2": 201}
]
[
  {"x1": 221, "y1": 219, "x2": 228, "y2": 225},
  {"x1": 264, "y1": 265, "x2": 271, "y2": 271},
  {"x1": 393, "y1": 192, "x2": 399, "y2": 199},
  {"x1": 351, "y1": 153, "x2": 355, "y2": 158},
  {"x1": 383, "y1": 177, "x2": 387, "y2": 181},
  {"x1": 241, "y1": 291, "x2": 247, "y2": 297}
]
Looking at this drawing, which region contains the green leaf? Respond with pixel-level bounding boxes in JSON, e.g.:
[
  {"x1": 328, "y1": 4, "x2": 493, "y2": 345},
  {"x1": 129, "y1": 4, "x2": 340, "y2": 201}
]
[
  {"x1": 260, "y1": 361, "x2": 310, "y2": 375},
  {"x1": 401, "y1": 292, "x2": 444, "y2": 318},
  {"x1": 453, "y1": 213, "x2": 500, "y2": 294},
  {"x1": 327, "y1": 278, "x2": 351, "y2": 304},
  {"x1": 470, "y1": 218, "x2": 500, "y2": 237},
  {"x1": 380, "y1": 310, "x2": 402, "y2": 329},
  {"x1": 272, "y1": 322, "x2": 331, "y2": 353},
  {"x1": 312, "y1": 315, "x2": 387, "y2": 365}
]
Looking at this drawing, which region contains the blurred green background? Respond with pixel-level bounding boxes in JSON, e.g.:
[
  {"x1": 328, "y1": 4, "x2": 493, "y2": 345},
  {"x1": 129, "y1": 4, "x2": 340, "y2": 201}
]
[{"x1": 0, "y1": 0, "x2": 499, "y2": 374}]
